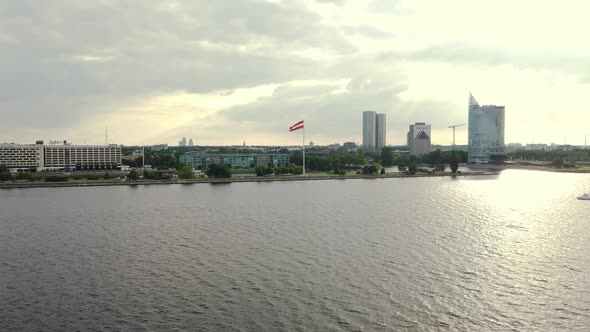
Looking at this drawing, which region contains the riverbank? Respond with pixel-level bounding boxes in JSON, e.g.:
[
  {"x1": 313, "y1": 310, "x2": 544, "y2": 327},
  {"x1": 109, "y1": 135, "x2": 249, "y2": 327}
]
[
  {"x1": 0, "y1": 171, "x2": 498, "y2": 189},
  {"x1": 472, "y1": 163, "x2": 590, "y2": 173}
]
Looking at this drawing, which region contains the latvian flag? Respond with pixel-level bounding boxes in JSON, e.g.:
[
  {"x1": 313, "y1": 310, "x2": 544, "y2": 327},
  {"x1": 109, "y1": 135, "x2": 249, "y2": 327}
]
[{"x1": 289, "y1": 120, "x2": 304, "y2": 132}]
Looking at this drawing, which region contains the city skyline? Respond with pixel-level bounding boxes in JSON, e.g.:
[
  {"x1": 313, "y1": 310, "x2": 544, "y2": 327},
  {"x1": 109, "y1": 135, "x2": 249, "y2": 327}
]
[{"x1": 1, "y1": 1, "x2": 589, "y2": 146}]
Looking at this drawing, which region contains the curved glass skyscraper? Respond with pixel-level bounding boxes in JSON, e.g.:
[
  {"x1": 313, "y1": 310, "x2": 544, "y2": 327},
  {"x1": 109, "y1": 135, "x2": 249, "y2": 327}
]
[{"x1": 468, "y1": 94, "x2": 505, "y2": 163}]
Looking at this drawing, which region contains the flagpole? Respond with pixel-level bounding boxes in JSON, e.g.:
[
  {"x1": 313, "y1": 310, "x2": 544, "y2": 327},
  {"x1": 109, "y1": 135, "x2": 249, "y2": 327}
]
[{"x1": 302, "y1": 126, "x2": 306, "y2": 176}]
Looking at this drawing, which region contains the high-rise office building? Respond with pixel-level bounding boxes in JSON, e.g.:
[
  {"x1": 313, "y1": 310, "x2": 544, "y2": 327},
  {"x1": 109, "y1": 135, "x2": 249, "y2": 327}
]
[
  {"x1": 468, "y1": 94, "x2": 505, "y2": 163},
  {"x1": 179, "y1": 137, "x2": 187, "y2": 147},
  {"x1": 188, "y1": 138, "x2": 194, "y2": 147},
  {"x1": 376, "y1": 113, "x2": 386, "y2": 151},
  {"x1": 407, "y1": 122, "x2": 431, "y2": 156},
  {"x1": 362, "y1": 111, "x2": 386, "y2": 152}
]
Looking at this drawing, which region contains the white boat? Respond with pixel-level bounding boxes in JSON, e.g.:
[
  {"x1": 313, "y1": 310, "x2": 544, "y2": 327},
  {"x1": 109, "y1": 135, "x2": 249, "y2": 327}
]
[{"x1": 577, "y1": 193, "x2": 590, "y2": 200}]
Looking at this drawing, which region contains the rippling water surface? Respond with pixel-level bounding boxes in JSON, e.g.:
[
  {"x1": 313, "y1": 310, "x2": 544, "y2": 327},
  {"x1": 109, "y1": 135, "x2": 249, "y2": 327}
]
[{"x1": 1, "y1": 170, "x2": 590, "y2": 331}]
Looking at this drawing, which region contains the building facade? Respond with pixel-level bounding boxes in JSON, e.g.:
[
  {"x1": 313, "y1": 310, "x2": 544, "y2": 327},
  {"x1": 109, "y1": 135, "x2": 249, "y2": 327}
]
[
  {"x1": 0, "y1": 143, "x2": 44, "y2": 171},
  {"x1": 468, "y1": 94, "x2": 506, "y2": 163},
  {"x1": 362, "y1": 111, "x2": 376, "y2": 152},
  {"x1": 362, "y1": 111, "x2": 386, "y2": 153},
  {"x1": 0, "y1": 142, "x2": 122, "y2": 171},
  {"x1": 407, "y1": 122, "x2": 432, "y2": 156},
  {"x1": 150, "y1": 144, "x2": 168, "y2": 151},
  {"x1": 180, "y1": 153, "x2": 289, "y2": 169},
  {"x1": 376, "y1": 113, "x2": 386, "y2": 151}
]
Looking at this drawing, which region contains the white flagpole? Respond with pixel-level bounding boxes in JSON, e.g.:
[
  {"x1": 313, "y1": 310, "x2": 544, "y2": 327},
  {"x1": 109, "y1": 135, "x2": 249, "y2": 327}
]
[{"x1": 302, "y1": 125, "x2": 306, "y2": 176}]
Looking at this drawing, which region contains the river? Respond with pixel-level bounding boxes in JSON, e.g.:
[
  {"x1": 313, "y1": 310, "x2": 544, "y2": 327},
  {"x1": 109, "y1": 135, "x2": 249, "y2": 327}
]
[{"x1": 1, "y1": 170, "x2": 589, "y2": 331}]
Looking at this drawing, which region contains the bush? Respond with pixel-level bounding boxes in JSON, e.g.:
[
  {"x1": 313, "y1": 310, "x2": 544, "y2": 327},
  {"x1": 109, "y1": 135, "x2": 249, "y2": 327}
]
[
  {"x1": 44, "y1": 175, "x2": 68, "y2": 182},
  {"x1": 16, "y1": 172, "x2": 33, "y2": 181},
  {"x1": 362, "y1": 165, "x2": 378, "y2": 174},
  {"x1": 127, "y1": 169, "x2": 139, "y2": 180},
  {"x1": 333, "y1": 168, "x2": 347, "y2": 176},
  {"x1": 291, "y1": 166, "x2": 303, "y2": 175}
]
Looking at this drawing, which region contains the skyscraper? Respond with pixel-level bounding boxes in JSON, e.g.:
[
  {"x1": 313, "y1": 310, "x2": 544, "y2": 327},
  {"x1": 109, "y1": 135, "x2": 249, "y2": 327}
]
[
  {"x1": 468, "y1": 94, "x2": 505, "y2": 163},
  {"x1": 362, "y1": 111, "x2": 386, "y2": 152},
  {"x1": 188, "y1": 138, "x2": 194, "y2": 146},
  {"x1": 363, "y1": 111, "x2": 376, "y2": 152},
  {"x1": 407, "y1": 122, "x2": 431, "y2": 156},
  {"x1": 376, "y1": 113, "x2": 386, "y2": 151}
]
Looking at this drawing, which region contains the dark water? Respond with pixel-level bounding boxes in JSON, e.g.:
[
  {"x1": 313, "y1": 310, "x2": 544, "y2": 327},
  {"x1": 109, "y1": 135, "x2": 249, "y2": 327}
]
[{"x1": 1, "y1": 170, "x2": 589, "y2": 331}]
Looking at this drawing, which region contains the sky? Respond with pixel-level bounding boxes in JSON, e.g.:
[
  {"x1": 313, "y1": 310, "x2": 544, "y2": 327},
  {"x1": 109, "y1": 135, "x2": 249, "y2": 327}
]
[{"x1": 1, "y1": 0, "x2": 590, "y2": 147}]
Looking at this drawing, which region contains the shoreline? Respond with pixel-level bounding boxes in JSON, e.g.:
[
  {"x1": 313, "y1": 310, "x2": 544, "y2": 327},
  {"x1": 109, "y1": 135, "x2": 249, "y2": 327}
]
[
  {"x1": 472, "y1": 164, "x2": 590, "y2": 173},
  {"x1": 0, "y1": 171, "x2": 498, "y2": 189}
]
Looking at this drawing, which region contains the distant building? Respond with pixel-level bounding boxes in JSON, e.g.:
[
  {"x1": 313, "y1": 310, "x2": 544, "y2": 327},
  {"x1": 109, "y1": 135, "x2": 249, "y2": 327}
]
[
  {"x1": 179, "y1": 137, "x2": 187, "y2": 147},
  {"x1": 343, "y1": 142, "x2": 358, "y2": 151},
  {"x1": 468, "y1": 94, "x2": 506, "y2": 163},
  {"x1": 188, "y1": 139, "x2": 194, "y2": 147},
  {"x1": 0, "y1": 142, "x2": 122, "y2": 171},
  {"x1": 180, "y1": 153, "x2": 289, "y2": 169},
  {"x1": 0, "y1": 142, "x2": 44, "y2": 172},
  {"x1": 525, "y1": 144, "x2": 547, "y2": 151},
  {"x1": 376, "y1": 113, "x2": 386, "y2": 151},
  {"x1": 407, "y1": 122, "x2": 431, "y2": 156},
  {"x1": 150, "y1": 144, "x2": 168, "y2": 151},
  {"x1": 506, "y1": 143, "x2": 524, "y2": 153},
  {"x1": 362, "y1": 111, "x2": 386, "y2": 153}
]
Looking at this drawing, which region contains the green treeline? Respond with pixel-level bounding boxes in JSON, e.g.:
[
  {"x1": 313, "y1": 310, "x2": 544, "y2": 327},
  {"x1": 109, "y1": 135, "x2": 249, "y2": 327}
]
[{"x1": 507, "y1": 149, "x2": 590, "y2": 162}]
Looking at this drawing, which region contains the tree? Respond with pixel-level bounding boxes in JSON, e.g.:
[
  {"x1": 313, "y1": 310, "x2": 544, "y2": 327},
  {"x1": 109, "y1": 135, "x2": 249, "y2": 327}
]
[
  {"x1": 408, "y1": 163, "x2": 417, "y2": 175},
  {"x1": 450, "y1": 153, "x2": 460, "y2": 174},
  {"x1": 381, "y1": 147, "x2": 394, "y2": 166},
  {"x1": 0, "y1": 165, "x2": 12, "y2": 181},
  {"x1": 362, "y1": 165, "x2": 378, "y2": 174},
  {"x1": 255, "y1": 165, "x2": 268, "y2": 176},
  {"x1": 16, "y1": 172, "x2": 33, "y2": 181},
  {"x1": 206, "y1": 164, "x2": 232, "y2": 178},
  {"x1": 178, "y1": 164, "x2": 196, "y2": 179},
  {"x1": 128, "y1": 169, "x2": 139, "y2": 180}
]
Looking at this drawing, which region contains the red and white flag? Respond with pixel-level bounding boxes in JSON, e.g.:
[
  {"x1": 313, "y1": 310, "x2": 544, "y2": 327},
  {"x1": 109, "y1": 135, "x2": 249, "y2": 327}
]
[{"x1": 289, "y1": 120, "x2": 304, "y2": 132}]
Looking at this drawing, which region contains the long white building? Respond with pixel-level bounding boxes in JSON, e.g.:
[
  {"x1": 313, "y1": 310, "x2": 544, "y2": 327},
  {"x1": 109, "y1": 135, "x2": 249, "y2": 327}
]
[
  {"x1": 468, "y1": 94, "x2": 506, "y2": 163},
  {"x1": 0, "y1": 143, "x2": 44, "y2": 171},
  {"x1": 0, "y1": 141, "x2": 122, "y2": 171}
]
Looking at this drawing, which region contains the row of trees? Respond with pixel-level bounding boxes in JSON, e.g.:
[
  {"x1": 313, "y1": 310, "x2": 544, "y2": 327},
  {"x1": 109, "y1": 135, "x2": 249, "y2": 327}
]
[
  {"x1": 289, "y1": 150, "x2": 366, "y2": 171},
  {"x1": 508, "y1": 149, "x2": 590, "y2": 162},
  {"x1": 254, "y1": 165, "x2": 304, "y2": 176},
  {"x1": 0, "y1": 166, "x2": 30, "y2": 181}
]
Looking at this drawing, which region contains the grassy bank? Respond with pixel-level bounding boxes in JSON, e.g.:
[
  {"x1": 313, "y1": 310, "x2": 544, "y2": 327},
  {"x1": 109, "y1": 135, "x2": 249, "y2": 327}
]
[{"x1": 0, "y1": 171, "x2": 498, "y2": 189}]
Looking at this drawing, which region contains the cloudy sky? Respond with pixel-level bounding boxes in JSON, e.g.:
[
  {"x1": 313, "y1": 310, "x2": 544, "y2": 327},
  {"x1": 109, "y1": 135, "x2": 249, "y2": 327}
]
[{"x1": 1, "y1": 0, "x2": 589, "y2": 146}]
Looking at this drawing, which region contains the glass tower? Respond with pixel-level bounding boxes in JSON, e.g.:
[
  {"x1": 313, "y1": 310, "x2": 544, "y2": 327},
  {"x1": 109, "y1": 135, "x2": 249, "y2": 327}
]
[{"x1": 468, "y1": 94, "x2": 505, "y2": 163}]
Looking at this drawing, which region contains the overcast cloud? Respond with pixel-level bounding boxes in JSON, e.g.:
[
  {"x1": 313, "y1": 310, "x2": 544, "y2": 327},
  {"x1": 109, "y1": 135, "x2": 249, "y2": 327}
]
[{"x1": 1, "y1": 0, "x2": 589, "y2": 146}]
